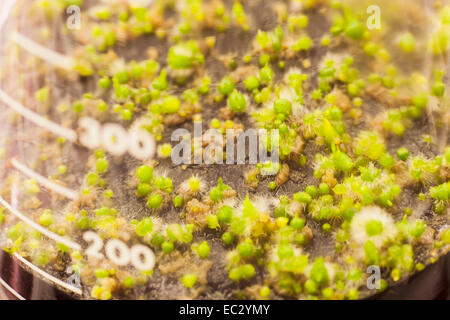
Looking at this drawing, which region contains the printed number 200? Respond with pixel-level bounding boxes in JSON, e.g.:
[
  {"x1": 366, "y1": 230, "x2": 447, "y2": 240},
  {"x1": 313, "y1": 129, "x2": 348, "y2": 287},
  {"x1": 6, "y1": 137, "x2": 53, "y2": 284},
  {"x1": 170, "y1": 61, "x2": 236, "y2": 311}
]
[{"x1": 83, "y1": 231, "x2": 155, "y2": 271}]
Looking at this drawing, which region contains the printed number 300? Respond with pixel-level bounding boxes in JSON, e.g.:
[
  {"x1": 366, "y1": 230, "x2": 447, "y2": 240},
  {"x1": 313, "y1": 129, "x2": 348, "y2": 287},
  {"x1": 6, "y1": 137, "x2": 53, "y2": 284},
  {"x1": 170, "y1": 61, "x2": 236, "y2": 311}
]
[{"x1": 83, "y1": 231, "x2": 155, "y2": 271}]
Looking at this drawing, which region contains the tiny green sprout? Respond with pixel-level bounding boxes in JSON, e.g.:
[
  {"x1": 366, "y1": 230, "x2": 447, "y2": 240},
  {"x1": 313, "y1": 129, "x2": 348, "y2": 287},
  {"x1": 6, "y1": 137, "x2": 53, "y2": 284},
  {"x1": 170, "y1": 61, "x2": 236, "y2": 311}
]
[
  {"x1": 173, "y1": 195, "x2": 184, "y2": 208},
  {"x1": 430, "y1": 182, "x2": 450, "y2": 202},
  {"x1": 290, "y1": 216, "x2": 305, "y2": 230},
  {"x1": 328, "y1": 106, "x2": 342, "y2": 120},
  {"x1": 97, "y1": 100, "x2": 107, "y2": 112},
  {"x1": 162, "y1": 96, "x2": 181, "y2": 114},
  {"x1": 292, "y1": 36, "x2": 312, "y2": 51},
  {"x1": 217, "y1": 205, "x2": 233, "y2": 223},
  {"x1": 211, "y1": 118, "x2": 221, "y2": 129},
  {"x1": 347, "y1": 82, "x2": 360, "y2": 96},
  {"x1": 95, "y1": 268, "x2": 110, "y2": 279},
  {"x1": 432, "y1": 75, "x2": 445, "y2": 97},
  {"x1": 304, "y1": 279, "x2": 318, "y2": 294},
  {"x1": 344, "y1": 20, "x2": 364, "y2": 40},
  {"x1": 209, "y1": 178, "x2": 230, "y2": 202},
  {"x1": 222, "y1": 232, "x2": 235, "y2": 245},
  {"x1": 73, "y1": 101, "x2": 84, "y2": 113},
  {"x1": 218, "y1": 77, "x2": 235, "y2": 95},
  {"x1": 39, "y1": 209, "x2": 53, "y2": 227},
  {"x1": 0, "y1": 209, "x2": 5, "y2": 225},
  {"x1": 150, "y1": 233, "x2": 165, "y2": 248},
  {"x1": 269, "y1": 181, "x2": 277, "y2": 190},
  {"x1": 409, "y1": 220, "x2": 425, "y2": 238},
  {"x1": 260, "y1": 286, "x2": 270, "y2": 298},
  {"x1": 396, "y1": 147, "x2": 410, "y2": 161},
  {"x1": 136, "y1": 218, "x2": 154, "y2": 237},
  {"x1": 76, "y1": 215, "x2": 89, "y2": 229},
  {"x1": 259, "y1": 54, "x2": 270, "y2": 67},
  {"x1": 57, "y1": 165, "x2": 67, "y2": 175},
  {"x1": 123, "y1": 277, "x2": 135, "y2": 288},
  {"x1": 243, "y1": 54, "x2": 252, "y2": 64},
  {"x1": 198, "y1": 76, "x2": 211, "y2": 95},
  {"x1": 168, "y1": 41, "x2": 204, "y2": 70},
  {"x1": 245, "y1": 76, "x2": 260, "y2": 91},
  {"x1": 415, "y1": 263, "x2": 425, "y2": 272},
  {"x1": 322, "y1": 223, "x2": 331, "y2": 233},
  {"x1": 181, "y1": 274, "x2": 197, "y2": 288},
  {"x1": 137, "y1": 165, "x2": 153, "y2": 183},
  {"x1": 322, "y1": 287, "x2": 334, "y2": 299},
  {"x1": 161, "y1": 241, "x2": 174, "y2": 254},
  {"x1": 228, "y1": 90, "x2": 247, "y2": 112},
  {"x1": 159, "y1": 144, "x2": 172, "y2": 158},
  {"x1": 137, "y1": 183, "x2": 151, "y2": 197},
  {"x1": 206, "y1": 214, "x2": 220, "y2": 229},
  {"x1": 121, "y1": 109, "x2": 132, "y2": 121},
  {"x1": 259, "y1": 65, "x2": 274, "y2": 84},
  {"x1": 237, "y1": 239, "x2": 254, "y2": 258},
  {"x1": 98, "y1": 76, "x2": 111, "y2": 90},
  {"x1": 366, "y1": 220, "x2": 383, "y2": 236},
  {"x1": 147, "y1": 193, "x2": 163, "y2": 209},
  {"x1": 333, "y1": 151, "x2": 354, "y2": 172},
  {"x1": 399, "y1": 32, "x2": 416, "y2": 53},
  {"x1": 441, "y1": 229, "x2": 450, "y2": 244},
  {"x1": 229, "y1": 264, "x2": 255, "y2": 281},
  {"x1": 391, "y1": 268, "x2": 402, "y2": 281},
  {"x1": 364, "y1": 42, "x2": 378, "y2": 56},
  {"x1": 166, "y1": 224, "x2": 183, "y2": 242},
  {"x1": 188, "y1": 176, "x2": 200, "y2": 192},
  {"x1": 273, "y1": 99, "x2": 292, "y2": 115},
  {"x1": 305, "y1": 185, "x2": 319, "y2": 198},
  {"x1": 347, "y1": 268, "x2": 362, "y2": 282},
  {"x1": 195, "y1": 241, "x2": 211, "y2": 259},
  {"x1": 347, "y1": 288, "x2": 359, "y2": 300},
  {"x1": 321, "y1": 35, "x2": 331, "y2": 46},
  {"x1": 86, "y1": 172, "x2": 99, "y2": 186},
  {"x1": 95, "y1": 158, "x2": 108, "y2": 174},
  {"x1": 35, "y1": 87, "x2": 49, "y2": 104},
  {"x1": 412, "y1": 92, "x2": 429, "y2": 109},
  {"x1": 319, "y1": 183, "x2": 330, "y2": 195},
  {"x1": 364, "y1": 240, "x2": 380, "y2": 264},
  {"x1": 113, "y1": 70, "x2": 129, "y2": 84},
  {"x1": 152, "y1": 69, "x2": 168, "y2": 91},
  {"x1": 294, "y1": 191, "x2": 312, "y2": 204},
  {"x1": 378, "y1": 152, "x2": 394, "y2": 168},
  {"x1": 310, "y1": 258, "x2": 329, "y2": 285}
]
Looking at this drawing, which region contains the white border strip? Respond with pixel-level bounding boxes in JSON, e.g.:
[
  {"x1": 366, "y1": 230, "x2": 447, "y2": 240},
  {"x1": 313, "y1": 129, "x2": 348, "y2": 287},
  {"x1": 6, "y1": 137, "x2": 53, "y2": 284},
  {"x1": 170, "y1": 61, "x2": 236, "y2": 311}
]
[
  {"x1": 10, "y1": 31, "x2": 74, "y2": 70},
  {"x1": 0, "y1": 89, "x2": 77, "y2": 142},
  {"x1": 0, "y1": 0, "x2": 17, "y2": 31},
  {"x1": 0, "y1": 196, "x2": 81, "y2": 251},
  {"x1": 13, "y1": 253, "x2": 82, "y2": 296},
  {"x1": 12, "y1": 159, "x2": 78, "y2": 201},
  {"x1": 0, "y1": 276, "x2": 26, "y2": 300}
]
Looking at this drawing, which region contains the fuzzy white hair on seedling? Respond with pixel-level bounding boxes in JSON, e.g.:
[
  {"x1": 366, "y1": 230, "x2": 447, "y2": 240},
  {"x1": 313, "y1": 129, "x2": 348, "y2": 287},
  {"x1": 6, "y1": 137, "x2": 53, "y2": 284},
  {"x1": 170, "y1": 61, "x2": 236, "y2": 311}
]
[
  {"x1": 252, "y1": 196, "x2": 277, "y2": 215},
  {"x1": 151, "y1": 217, "x2": 165, "y2": 232},
  {"x1": 178, "y1": 175, "x2": 207, "y2": 196},
  {"x1": 220, "y1": 197, "x2": 239, "y2": 210},
  {"x1": 318, "y1": 52, "x2": 345, "y2": 71},
  {"x1": 350, "y1": 206, "x2": 397, "y2": 248},
  {"x1": 286, "y1": 200, "x2": 303, "y2": 216},
  {"x1": 407, "y1": 155, "x2": 439, "y2": 186},
  {"x1": 108, "y1": 57, "x2": 128, "y2": 76},
  {"x1": 282, "y1": 67, "x2": 303, "y2": 83}
]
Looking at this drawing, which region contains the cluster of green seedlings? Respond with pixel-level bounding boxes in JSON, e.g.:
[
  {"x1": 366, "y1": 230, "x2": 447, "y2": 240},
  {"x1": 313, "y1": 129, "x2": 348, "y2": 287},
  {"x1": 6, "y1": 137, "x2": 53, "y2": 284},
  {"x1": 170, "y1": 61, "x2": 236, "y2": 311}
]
[{"x1": 4, "y1": 0, "x2": 450, "y2": 300}]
